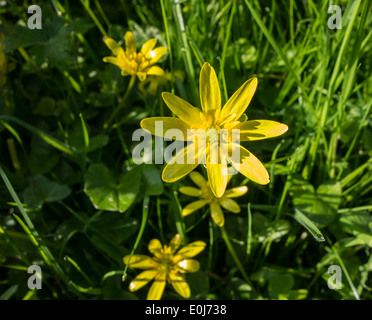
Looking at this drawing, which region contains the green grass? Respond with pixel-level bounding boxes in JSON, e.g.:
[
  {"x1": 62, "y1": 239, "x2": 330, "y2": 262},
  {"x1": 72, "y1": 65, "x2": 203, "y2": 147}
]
[{"x1": 0, "y1": 0, "x2": 371, "y2": 300}]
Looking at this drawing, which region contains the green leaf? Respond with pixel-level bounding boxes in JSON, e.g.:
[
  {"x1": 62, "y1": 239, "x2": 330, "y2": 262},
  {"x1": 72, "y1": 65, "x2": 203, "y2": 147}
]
[
  {"x1": 23, "y1": 175, "x2": 71, "y2": 208},
  {"x1": 278, "y1": 289, "x2": 308, "y2": 300},
  {"x1": 294, "y1": 208, "x2": 325, "y2": 242},
  {"x1": 290, "y1": 175, "x2": 341, "y2": 227},
  {"x1": 84, "y1": 164, "x2": 140, "y2": 213},
  {"x1": 338, "y1": 210, "x2": 372, "y2": 236},
  {"x1": 227, "y1": 277, "x2": 252, "y2": 300},
  {"x1": 141, "y1": 164, "x2": 164, "y2": 196},
  {"x1": 268, "y1": 273, "x2": 294, "y2": 299}
]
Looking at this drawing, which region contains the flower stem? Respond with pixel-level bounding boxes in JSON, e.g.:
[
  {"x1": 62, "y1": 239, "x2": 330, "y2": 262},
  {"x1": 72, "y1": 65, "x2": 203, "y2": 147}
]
[
  {"x1": 220, "y1": 225, "x2": 256, "y2": 295},
  {"x1": 103, "y1": 75, "x2": 136, "y2": 131}
]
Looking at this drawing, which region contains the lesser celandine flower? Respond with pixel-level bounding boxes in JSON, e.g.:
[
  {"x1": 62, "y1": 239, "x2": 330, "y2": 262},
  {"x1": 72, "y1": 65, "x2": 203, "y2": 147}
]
[
  {"x1": 179, "y1": 172, "x2": 247, "y2": 227},
  {"x1": 103, "y1": 31, "x2": 167, "y2": 81},
  {"x1": 0, "y1": 33, "x2": 7, "y2": 87},
  {"x1": 141, "y1": 62, "x2": 288, "y2": 197},
  {"x1": 124, "y1": 234, "x2": 206, "y2": 300}
]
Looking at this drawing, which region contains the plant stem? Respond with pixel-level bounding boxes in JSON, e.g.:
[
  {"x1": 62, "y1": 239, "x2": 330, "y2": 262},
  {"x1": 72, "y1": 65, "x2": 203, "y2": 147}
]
[
  {"x1": 220, "y1": 225, "x2": 256, "y2": 295},
  {"x1": 103, "y1": 75, "x2": 136, "y2": 130}
]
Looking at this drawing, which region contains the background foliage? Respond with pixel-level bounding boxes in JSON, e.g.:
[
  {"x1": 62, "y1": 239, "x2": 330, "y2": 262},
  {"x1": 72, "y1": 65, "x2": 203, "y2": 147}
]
[{"x1": 0, "y1": 0, "x2": 371, "y2": 300}]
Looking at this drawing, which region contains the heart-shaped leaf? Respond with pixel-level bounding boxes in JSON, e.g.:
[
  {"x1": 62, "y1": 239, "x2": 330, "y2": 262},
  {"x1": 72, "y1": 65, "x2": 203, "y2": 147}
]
[
  {"x1": 290, "y1": 175, "x2": 341, "y2": 227},
  {"x1": 84, "y1": 164, "x2": 140, "y2": 213}
]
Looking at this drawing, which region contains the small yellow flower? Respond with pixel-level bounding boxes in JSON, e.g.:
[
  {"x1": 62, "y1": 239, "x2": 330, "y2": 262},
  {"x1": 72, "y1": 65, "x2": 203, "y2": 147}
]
[
  {"x1": 179, "y1": 172, "x2": 247, "y2": 227},
  {"x1": 141, "y1": 62, "x2": 288, "y2": 197},
  {"x1": 139, "y1": 70, "x2": 185, "y2": 96},
  {"x1": 103, "y1": 31, "x2": 167, "y2": 81},
  {"x1": 0, "y1": 32, "x2": 7, "y2": 87},
  {"x1": 124, "y1": 234, "x2": 206, "y2": 300}
]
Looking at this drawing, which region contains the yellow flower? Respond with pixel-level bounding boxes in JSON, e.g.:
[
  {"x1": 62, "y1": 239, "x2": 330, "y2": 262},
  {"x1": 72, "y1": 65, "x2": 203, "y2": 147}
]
[
  {"x1": 102, "y1": 31, "x2": 167, "y2": 81},
  {"x1": 124, "y1": 234, "x2": 206, "y2": 300},
  {"x1": 139, "y1": 70, "x2": 185, "y2": 96},
  {"x1": 141, "y1": 62, "x2": 288, "y2": 197},
  {"x1": 179, "y1": 172, "x2": 247, "y2": 227},
  {"x1": 0, "y1": 32, "x2": 7, "y2": 87}
]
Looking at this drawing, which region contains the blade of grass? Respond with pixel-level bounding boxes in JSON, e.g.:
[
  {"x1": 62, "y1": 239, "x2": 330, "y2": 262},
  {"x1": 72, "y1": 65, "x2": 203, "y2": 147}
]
[{"x1": 122, "y1": 195, "x2": 150, "y2": 281}]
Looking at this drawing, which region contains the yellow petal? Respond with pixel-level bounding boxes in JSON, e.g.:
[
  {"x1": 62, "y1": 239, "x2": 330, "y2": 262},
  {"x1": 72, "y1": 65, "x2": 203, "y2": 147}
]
[
  {"x1": 189, "y1": 171, "x2": 206, "y2": 188},
  {"x1": 218, "y1": 197, "x2": 240, "y2": 213},
  {"x1": 224, "y1": 186, "x2": 248, "y2": 198},
  {"x1": 169, "y1": 272, "x2": 190, "y2": 298},
  {"x1": 137, "y1": 72, "x2": 147, "y2": 81},
  {"x1": 179, "y1": 186, "x2": 202, "y2": 197},
  {"x1": 175, "y1": 241, "x2": 206, "y2": 259},
  {"x1": 102, "y1": 56, "x2": 126, "y2": 70},
  {"x1": 123, "y1": 254, "x2": 159, "y2": 269},
  {"x1": 207, "y1": 144, "x2": 228, "y2": 198},
  {"x1": 103, "y1": 37, "x2": 124, "y2": 56},
  {"x1": 146, "y1": 66, "x2": 164, "y2": 76},
  {"x1": 228, "y1": 143, "x2": 270, "y2": 185},
  {"x1": 147, "y1": 271, "x2": 166, "y2": 300},
  {"x1": 169, "y1": 234, "x2": 182, "y2": 254},
  {"x1": 141, "y1": 38, "x2": 157, "y2": 56},
  {"x1": 162, "y1": 142, "x2": 205, "y2": 183},
  {"x1": 129, "y1": 269, "x2": 158, "y2": 292},
  {"x1": 140, "y1": 117, "x2": 191, "y2": 141},
  {"x1": 219, "y1": 77, "x2": 258, "y2": 125},
  {"x1": 199, "y1": 62, "x2": 221, "y2": 113},
  {"x1": 177, "y1": 259, "x2": 200, "y2": 273},
  {"x1": 210, "y1": 202, "x2": 224, "y2": 227},
  {"x1": 125, "y1": 31, "x2": 136, "y2": 54},
  {"x1": 182, "y1": 199, "x2": 209, "y2": 216},
  {"x1": 162, "y1": 92, "x2": 204, "y2": 127},
  {"x1": 148, "y1": 239, "x2": 162, "y2": 257},
  {"x1": 148, "y1": 47, "x2": 167, "y2": 64},
  {"x1": 233, "y1": 120, "x2": 288, "y2": 141}
]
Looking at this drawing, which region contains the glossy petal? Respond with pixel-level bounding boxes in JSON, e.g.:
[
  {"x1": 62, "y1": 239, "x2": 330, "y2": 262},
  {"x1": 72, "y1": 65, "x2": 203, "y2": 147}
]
[
  {"x1": 169, "y1": 234, "x2": 182, "y2": 254},
  {"x1": 140, "y1": 117, "x2": 190, "y2": 141},
  {"x1": 189, "y1": 171, "x2": 206, "y2": 188},
  {"x1": 199, "y1": 62, "x2": 221, "y2": 113},
  {"x1": 210, "y1": 202, "x2": 224, "y2": 227},
  {"x1": 162, "y1": 142, "x2": 205, "y2": 183},
  {"x1": 148, "y1": 239, "x2": 163, "y2": 257},
  {"x1": 177, "y1": 259, "x2": 200, "y2": 273},
  {"x1": 228, "y1": 143, "x2": 269, "y2": 185},
  {"x1": 169, "y1": 272, "x2": 190, "y2": 298},
  {"x1": 224, "y1": 186, "x2": 248, "y2": 198},
  {"x1": 219, "y1": 77, "x2": 258, "y2": 125},
  {"x1": 129, "y1": 269, "x2": 158, "y2": 292},
  {"x1": 102, "y1": 56, "x2": 126, "y2": 70},
  {"x1": 162, "y1": 92, "x2": 204, "y2": 127},
  {"x1": 175, "y1": 241, "x2": 206, "y2": 259},
  {"x1": 125, "y1": 31, "x2": 136, "y2": 54},
  {"x1": 207, "y1": 144, "x2": 228, "y2": 198},
  {"x1": 218, "y1": 197, "x2": 240, "y2": 213},
  {"x1": 233, "y1": 120, "x2": 288, "y2": 141},
  {"x1": 103, "y1": 37, "x2": 124, "y2": 56},
  {"x1": 148, "y1": 47, "x2": 167, "y2": 64},
  {"x1": 123, "y1": 254, "x2": 159, "y2": 269},
  {"x1": 147, "y1": 271, "x2": 166, "y2": 300},
  {"x1": 146, "y1": 66, "x2": 165, "y2": 76},
  {"x1": 179, "y1": 186, "x2": 202, "y2": 197},
  {"x1": 141, "y1": 38, "x2": 157, "y2": 56},
  {"x1": 182, "y1": 199, "x2": 209, "y2": 216}
]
